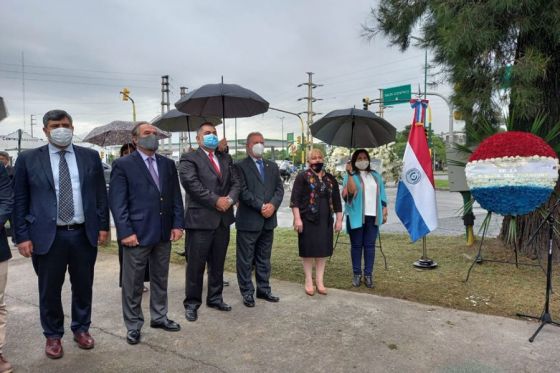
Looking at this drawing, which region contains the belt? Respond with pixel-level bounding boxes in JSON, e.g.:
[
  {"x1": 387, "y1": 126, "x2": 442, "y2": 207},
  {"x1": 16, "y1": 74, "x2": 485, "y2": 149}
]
[{"x1": 56, "y1": 223, "x2": 85, "y2": 231}]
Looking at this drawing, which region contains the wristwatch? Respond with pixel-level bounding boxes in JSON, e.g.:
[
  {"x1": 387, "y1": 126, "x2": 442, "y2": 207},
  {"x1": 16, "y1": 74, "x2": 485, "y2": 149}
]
[{"x1": 227, "y1": 196, "x2": 234, "y2": 205}]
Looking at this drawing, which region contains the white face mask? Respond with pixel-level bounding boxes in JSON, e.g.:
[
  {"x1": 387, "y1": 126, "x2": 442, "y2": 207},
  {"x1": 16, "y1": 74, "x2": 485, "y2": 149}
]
[
  {"x1": 252, "y1": 143, "x2": 265, "y2": 157},
  {"x1": 355, "y1": 160, "x2": 370, "y2": 171},
  {"x1": 49, "y1": 127, "x2": 73, "y2": 147}
]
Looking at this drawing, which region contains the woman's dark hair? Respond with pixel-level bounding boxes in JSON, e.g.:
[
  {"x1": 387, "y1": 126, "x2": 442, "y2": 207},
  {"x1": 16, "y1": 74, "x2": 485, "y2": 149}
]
[
  {"x1": 350, "y1": 149, "x2": 371, "y2": 172},
  {"x1": 120, "y1": 143, "x2": 136, "y2": 157}
]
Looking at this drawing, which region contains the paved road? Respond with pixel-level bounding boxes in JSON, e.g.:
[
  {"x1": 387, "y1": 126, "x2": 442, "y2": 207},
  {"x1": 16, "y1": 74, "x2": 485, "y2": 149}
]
[
  {"x1": 5, "y1": 249, "x2": 557, "y2": 372},
  {"x1": 277, "y1": 183, "x2": 503, "y2": 238}
]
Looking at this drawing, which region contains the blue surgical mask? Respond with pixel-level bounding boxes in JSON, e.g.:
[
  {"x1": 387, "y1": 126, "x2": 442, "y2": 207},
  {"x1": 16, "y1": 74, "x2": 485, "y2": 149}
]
[{"x1": 203, "y1": 134, "x2": 219, "y2": 150}]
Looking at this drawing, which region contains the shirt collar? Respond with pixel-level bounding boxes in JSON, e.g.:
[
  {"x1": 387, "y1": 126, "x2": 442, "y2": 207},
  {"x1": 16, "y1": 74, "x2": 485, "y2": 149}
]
[
  {"x1": 137, "y1": 148, "x2": 155, "y2": 161},
  {"x1": 201, "y1": 148, "x2": 217, "y2": 157},
  {"x1": 48, "y1": 142, "x2": 74, "y2": 154},
  {"x1": 250, "y1": 155, "x2": 263, "y2": 163}
]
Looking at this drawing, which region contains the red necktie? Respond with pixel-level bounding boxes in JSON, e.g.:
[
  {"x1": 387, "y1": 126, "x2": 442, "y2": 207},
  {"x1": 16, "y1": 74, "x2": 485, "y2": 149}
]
[{"x1": 209, "y1": 151, "x2": 221, "y2": 177}]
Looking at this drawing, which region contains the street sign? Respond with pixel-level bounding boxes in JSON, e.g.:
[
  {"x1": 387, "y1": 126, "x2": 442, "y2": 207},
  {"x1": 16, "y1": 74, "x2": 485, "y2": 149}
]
[
  {"x1": 382, "y1": 84, "x2": 411, "y2": 105},
  {"x1": 287, "y1": 132, "x2": 294, "y2": 143}
]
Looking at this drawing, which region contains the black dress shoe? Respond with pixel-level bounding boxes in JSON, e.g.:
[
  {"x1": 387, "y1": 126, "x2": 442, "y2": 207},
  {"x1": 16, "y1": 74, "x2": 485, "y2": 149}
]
[
  {"x1": 150, "y1": 319, "x2": 181, "y2": 332},
  {"x1": 352, "y1": 275, "x2": 362, "y2": 287},
  {"x1": 256, "y1": 292, "x2": 280, "y2": 302},
  {"x1": 223, "y1": 280, "x2": 230, "y2": 287},
  {"x1": 364, "y1": 275, "x2": 374, "y2": 288},
  {"x1": 126, "y1": 330, "x2": 141, "y2": 345},
  {"x1": 185, "y1": 307, "x2": 198, "y2": 322},
  {"x1": 242, "y1": 294, "x2": 255, "y2": 307},
  {"x1": 207, "y1": 301, "x2": 232, "y2": 311}
]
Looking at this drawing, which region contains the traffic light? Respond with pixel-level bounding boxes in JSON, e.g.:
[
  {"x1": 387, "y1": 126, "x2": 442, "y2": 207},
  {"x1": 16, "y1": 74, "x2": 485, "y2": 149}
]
[
  {"x1": 121, "y1": 88, "x2": 130, "y2": 101},
  {"x1": 296, "y1": 136, "x2": 301, "y2": 145},
  {"x1": 362, "y1": 97, "x2": 370, "y2": 111}
]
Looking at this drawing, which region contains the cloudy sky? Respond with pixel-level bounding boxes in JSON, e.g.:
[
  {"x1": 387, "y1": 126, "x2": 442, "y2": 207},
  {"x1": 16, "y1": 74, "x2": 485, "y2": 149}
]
[{"x1": 1, "y1": 0, "x2": 455, "y2": 144}]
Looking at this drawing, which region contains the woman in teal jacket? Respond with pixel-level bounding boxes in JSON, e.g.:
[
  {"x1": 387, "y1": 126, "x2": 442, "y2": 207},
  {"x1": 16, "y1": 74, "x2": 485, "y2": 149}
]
[{"x1": 342, "y1": 149, "x2": 387, "y2": 288}]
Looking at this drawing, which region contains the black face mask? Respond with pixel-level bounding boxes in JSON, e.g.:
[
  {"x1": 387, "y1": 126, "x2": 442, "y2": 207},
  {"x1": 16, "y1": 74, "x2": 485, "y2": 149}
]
[{"x1": 310, "y1": 163, "x2": 324, "y2": 172}]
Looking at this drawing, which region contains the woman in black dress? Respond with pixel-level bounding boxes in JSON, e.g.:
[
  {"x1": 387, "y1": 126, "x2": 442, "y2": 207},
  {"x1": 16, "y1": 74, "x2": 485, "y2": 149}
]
[{"x1": 290, "y1": 148, "x2": 342, "y2": 296}]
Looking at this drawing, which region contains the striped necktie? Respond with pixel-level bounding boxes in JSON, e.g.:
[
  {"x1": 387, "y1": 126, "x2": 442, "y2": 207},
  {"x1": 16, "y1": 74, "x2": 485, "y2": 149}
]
[{"x1": 58, "y1": 150, "x2": 74, "y2": 222}]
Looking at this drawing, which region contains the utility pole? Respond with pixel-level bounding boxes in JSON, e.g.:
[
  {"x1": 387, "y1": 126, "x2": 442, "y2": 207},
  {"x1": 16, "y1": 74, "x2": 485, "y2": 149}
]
[
  {"x1": 297, "y1": 72, "x2": 322, "y2": 152},
  {"x1": 179, "y1": 86, "x2": 187, "y2": 154},
  {"x1": 377, "y1": 89, "x2": 385, "y2": 118},
  {"x1": 161, "y1": 75, "x2": 171, "y2": 153},
  {"x1": 30, "y1": 114, "x2": 36, "y2": 138},
  {"x1": 279, "y1": 116, "x2": 285, "y2": 157},
  {"x1": 22, "y1": 52, "x2": 26, "y2": 131},
  {"x1": 161, "y1": 75, "x2": 170, "y2": 115}
]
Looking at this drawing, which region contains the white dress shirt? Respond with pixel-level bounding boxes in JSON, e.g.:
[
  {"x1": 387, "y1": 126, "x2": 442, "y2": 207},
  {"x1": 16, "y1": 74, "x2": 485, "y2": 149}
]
[
  {"x1": 137, "y1": 148, "x2": 159, "y2": 177},
  {"x1": 48, "y1": 143, "x2": 85, "y2": 225},
  {"x1": 201, "y1": 148, "x2": 221, "y2": 173}
]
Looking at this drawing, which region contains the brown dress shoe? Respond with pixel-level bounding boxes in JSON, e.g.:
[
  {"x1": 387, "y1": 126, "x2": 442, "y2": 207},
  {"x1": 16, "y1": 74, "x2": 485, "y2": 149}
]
[
  {"x1": 45, "y1": 338, "x2": 63, "y2": 359},
  {"x1": 73, "y1": 331, "x2": 95, "y2": 349}
]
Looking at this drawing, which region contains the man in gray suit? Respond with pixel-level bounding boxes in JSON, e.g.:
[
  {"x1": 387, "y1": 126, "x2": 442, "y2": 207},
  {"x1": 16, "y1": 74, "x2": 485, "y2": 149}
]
[
  {"x1": 179, "y1": 122, "x2": 240, "y2": 322},
  {"x1": 235, "y1": 132, "x2": 284, "y2": 307}
]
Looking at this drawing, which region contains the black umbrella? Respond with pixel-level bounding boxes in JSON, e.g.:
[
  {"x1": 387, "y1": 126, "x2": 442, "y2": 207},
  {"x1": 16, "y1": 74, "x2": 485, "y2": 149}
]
[
  {"x1": 0, "y1": 97, "x2": 6, "y2": 122},
  {"x1": 151, "y1": 109, "x2": 221, "y2": 147},
  {"x1": 310, "y1": 108, "x2": 396, "y2": 148},
  {"x1": 174, "y1": 78, "x2": 269, "y2": 137}
]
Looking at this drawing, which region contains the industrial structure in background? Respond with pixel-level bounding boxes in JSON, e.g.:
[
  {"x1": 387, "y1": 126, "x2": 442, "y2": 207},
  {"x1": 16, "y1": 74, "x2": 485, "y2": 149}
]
[{"x1": 298, "y1": 72, "x2": 321, "y2": 152}]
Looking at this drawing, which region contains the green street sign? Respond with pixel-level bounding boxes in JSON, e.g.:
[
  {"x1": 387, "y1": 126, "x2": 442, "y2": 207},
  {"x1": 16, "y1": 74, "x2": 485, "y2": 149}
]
[
  {"x1": 382, "y1": 84, "x2": 411, "y2": 105},
  {"x1": 287, "y1": 132, "x2": 294, "y2": 142}
]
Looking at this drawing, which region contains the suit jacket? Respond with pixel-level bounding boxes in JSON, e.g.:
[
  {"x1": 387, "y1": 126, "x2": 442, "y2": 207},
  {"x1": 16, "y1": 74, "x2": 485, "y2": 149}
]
[
  {"x1": 109, "y1": 151, "x2": 184, "y2": 246},
  {"x1": 13, "y1": 144, "x2": 109, "y2": 255},
  {"x1": 179, "y1": 148, "x2": 240, "y2": 230},
  {"x1": 0, "y1": 166, "x2": 13, "y2": 262},
  {"x1": 235, "y1": 157, "x2": 284, "y2": 231}
]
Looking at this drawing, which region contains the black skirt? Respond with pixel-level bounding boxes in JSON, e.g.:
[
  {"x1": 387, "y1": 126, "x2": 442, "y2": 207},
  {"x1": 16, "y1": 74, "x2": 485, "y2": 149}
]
[{"x1": 298, "y1": 193, "x2": 333, "y2": 258}]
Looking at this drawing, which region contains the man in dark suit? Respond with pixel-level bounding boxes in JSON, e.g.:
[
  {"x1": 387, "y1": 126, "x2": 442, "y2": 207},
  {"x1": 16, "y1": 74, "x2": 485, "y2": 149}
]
[
  {"x1": 13, "y1": 109, "x2": 109, "y2": 359},
  {"x1": 179, "y1": 122, "x2": 240, "y2": 322},
  {"x1": 235, "y1": 132, "x2": 284, "y2": 307},
  {"x1": 0, "y1": 152, "x2": 13, "y2": 180},
  {"x1": 109, "y1": 122, "x2": 184, "y2": 345},
  {"x1": 0, "y1": 166, "x2": 13, "y2": 373}
]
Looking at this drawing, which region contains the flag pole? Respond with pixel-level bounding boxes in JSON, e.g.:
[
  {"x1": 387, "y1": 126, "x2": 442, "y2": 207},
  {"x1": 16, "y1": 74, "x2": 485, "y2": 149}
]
[{"x1": 414, "y1": 236, "x2": 438, "y2": 269}]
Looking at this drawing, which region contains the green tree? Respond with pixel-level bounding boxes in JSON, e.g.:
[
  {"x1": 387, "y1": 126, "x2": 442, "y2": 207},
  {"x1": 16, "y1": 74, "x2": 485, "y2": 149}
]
[
  {"x1": 364, "y1": 0, "x2": 560, "y2": 147},
  {"x1": 364, "y1": 1, "x2": 560, "y2": 257}
]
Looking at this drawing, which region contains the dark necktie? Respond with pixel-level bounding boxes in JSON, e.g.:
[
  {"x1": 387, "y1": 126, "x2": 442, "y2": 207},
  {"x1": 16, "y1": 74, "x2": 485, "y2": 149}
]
[
  {"x1": 209, "y1": 151, "x2": 221, "y2": 177},
  {"x1": 147, "y1": 157, "x2": 160, "y2": 190},
  {"x1": 256, "y1": 159, "x2": 265, "y2": 182},
  {"x1": 58, "y1": 150, "x2": 74, "y2": 222}
]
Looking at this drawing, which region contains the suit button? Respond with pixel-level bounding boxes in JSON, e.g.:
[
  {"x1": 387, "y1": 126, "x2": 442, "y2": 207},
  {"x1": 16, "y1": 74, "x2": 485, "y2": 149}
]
[
  {"x1": 160, "y1": 212, "x2": 163, "y2": 215},
  {"x1": 160, "y1": 198, "x2": 163, "y2": 201},
  {"x1": 52, "y1": 218, "x2": 55, "y2": 221}
]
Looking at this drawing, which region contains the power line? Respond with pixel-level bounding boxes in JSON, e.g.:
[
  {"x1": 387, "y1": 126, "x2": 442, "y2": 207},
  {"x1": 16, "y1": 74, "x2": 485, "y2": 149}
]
[
  {"x1": 0, "y1": 76, "x2": 155, "y2": 89},
  {"x1": 0, "y1": 68, "x2": 156, "y2": 83},
  {"x1": 0, "y1": 61, "x2": 161, "y2": 77}
]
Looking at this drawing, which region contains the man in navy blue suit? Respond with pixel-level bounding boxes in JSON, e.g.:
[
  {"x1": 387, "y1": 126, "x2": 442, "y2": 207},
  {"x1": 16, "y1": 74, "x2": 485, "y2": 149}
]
[
  {"x1": 13, "y1": 109, "x2": 109, "y2": 359},
  {"x1": 109, "y1": 122, "x2": 184, "y2": 345},
  {"x1": 0, "y1": 165, "x2": 13, "y2": 373}
]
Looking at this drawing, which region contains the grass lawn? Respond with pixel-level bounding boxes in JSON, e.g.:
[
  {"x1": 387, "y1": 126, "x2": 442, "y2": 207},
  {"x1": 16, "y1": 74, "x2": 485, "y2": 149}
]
[
  {"x1": 101, "y1": 228, "x2": 559, "y2": 319},
  {"x1": 435, "y1": 179, "x2": 449, "y2": 189}
]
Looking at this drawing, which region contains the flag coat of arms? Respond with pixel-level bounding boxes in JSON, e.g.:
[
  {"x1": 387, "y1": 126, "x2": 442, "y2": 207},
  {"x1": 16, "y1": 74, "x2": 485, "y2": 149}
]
[{"x1": 395, "y1": 99, "x2": 438, "y2": 242}]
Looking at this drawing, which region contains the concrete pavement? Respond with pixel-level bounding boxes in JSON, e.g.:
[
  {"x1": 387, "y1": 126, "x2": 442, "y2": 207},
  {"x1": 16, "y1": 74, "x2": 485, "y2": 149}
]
[{"x1": 5, "y1": 247, "x2": 558, "y2": 372}]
